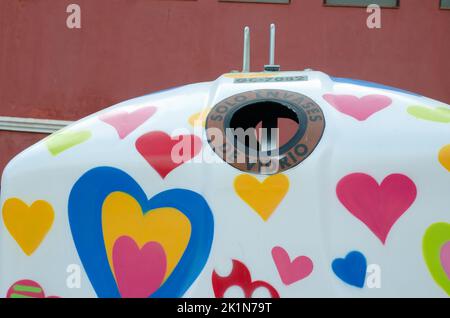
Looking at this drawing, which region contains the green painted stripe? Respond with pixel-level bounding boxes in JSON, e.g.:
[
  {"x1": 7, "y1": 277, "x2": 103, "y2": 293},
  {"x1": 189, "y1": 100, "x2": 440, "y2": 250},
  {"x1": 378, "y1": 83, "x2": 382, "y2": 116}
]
[
  {"x1": 13, "y1": 284, "x2": 42, "y2": 293},
  {"x1": 10, "y1": 293, "x2": 35, "y2": 298}
]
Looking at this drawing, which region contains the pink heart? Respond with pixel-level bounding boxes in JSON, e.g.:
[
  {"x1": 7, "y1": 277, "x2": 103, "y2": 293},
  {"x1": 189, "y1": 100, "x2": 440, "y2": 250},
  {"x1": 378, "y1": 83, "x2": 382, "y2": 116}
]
[
  {"x1": 271, "y1": 246, "x2": 313, "y2": 285},
  {"x1": 323, "y1": 94, "x2": 392, "y2": 121},
  {"x1": 337, "y1": 173, "x2": 417, "y2": 244},
  {"x1": 100, "y1": 106, "x2": 157, "y2": 139},
  {"x1": 441, "y1": 241, "x2": 450, "y2": 280},
  {"x1": 112, "y1": 236, "x2": 167, "y2": 298}
]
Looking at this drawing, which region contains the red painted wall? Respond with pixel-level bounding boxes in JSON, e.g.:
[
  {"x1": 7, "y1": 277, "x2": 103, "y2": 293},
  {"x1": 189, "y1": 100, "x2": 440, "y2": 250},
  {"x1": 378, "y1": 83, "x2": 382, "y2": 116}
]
[{"x1": 0, "y1": 0, "x2": 449, "y2": 173}]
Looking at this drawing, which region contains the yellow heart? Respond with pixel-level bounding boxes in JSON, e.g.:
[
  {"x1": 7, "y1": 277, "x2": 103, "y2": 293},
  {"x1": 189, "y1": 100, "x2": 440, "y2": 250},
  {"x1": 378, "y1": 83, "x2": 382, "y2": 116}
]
[
  {"x1": 2, "y1": 198, "x2": 54, "y2": 256},
  {"x1": 102, "y1": 192, "x2": 191, "y2": 281},
  {"x1": 234, "y1": 174, "x2": 289, "y2": 221},
  {"x1": 188, "y1": 108, "x2": 211, "y2": 127},
  {"x1": 439, "y1": 144, "x2": 450, "y2": 172}
]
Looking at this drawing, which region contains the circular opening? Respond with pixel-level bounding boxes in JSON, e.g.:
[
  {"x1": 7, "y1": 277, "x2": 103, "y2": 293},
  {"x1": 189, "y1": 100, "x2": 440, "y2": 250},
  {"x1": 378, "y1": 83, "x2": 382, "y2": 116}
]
[
  {"x1": 227, "y1": 101, "x2": 303, "y2": 155},
  {"x1": 205, "y1": 89, "x2": 326, "y2": 175}
]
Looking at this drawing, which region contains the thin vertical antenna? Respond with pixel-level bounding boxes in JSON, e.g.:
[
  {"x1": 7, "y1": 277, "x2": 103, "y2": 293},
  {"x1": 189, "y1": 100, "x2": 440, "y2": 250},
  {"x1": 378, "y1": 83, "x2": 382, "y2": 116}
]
[
  {"x1": 242, "y1": 26, "x2": 250, "y2": 73},
  {"x1": 264, "y1": 23, "x2": 280, "y2": 72},
  {"x1": 269, "y1": 24, "x2": 275, "y2": 65}
]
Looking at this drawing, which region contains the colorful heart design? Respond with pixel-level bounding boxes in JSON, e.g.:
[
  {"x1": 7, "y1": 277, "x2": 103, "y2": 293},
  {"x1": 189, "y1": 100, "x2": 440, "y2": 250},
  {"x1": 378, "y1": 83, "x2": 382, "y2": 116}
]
[
  {"x1": 336, "y1": 173, "x2": 417, "y2": 244},
  {"x1": 100, "y1": 106, "x2": 157, "y2": 139},
  {"x1": 188, "y1": 108, "x2": 211, "y2": 127},
  {"x1": 423, "y1": 222, "x2": 450, "y2": 296},
  {"x1": 271, "y1": 246, "x2": 313, "y2": 285},
  {"x1": 332, "y1": 251, "x2": 367, "y2": 288},
  {"x1": 2, "y1": 198, "x2": 54, "y2": 256},
  {"x1": 135, "y1": 131, "x2": 202, "y2": 178},
  {"x1": 46, "y1": 130, "x2": 91, "y2": 156},
  {"x1": 407, "y1": 106, "x2": 450, "y2": 123},
  {"x1": 439, "y1": 145, "x2": 450, "y2": 172},
  {"x1": 112, "y1": 236, "x2": 167, "y2": 298},
  {"x1": 212, "y1": 260, "x2": 279, "y2": 298},
  {"x1": 323, "y1": 94, "x2": 392, "y2": 121},
  {"x1": 68, "y1": 166, "x2": 214, "y2": 298},
  {"x1": 102, "y1": 192, "x2": 191, "y2": 286},
  {"x1": 234, "y1": 174, "x2": 289, "y2": 221},
  {"x1": 7, "y1": 279, "x2": 59, "y2": 298}
]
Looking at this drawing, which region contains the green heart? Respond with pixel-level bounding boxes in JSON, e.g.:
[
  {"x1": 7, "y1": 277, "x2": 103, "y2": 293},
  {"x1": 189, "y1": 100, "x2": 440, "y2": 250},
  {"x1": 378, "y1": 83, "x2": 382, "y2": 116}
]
[
  {"x1": 407, "y1": 106, "x2": 450, "y2": 123},
  {"x1": 46, "y1": 130, "x2": 91, "y2": 156},
  {"x1": 423, "y1": 222, "x2": 450, "y2": 296}
]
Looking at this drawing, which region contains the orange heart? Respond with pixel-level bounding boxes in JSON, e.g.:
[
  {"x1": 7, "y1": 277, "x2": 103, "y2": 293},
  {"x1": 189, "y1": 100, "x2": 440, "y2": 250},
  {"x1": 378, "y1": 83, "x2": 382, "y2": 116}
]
[
  {"x1": 234, "y1": 174, "x2": 289, "y2": 221},
  {"x1": 439, "y1": 145, "x2": 450, "y2": 172},
  {"x1": 2, "y1": 198, "x2": 54, "y2": 256},
  {"x1": 188, "y1": 108, "x2": 211, "y2": 127}
]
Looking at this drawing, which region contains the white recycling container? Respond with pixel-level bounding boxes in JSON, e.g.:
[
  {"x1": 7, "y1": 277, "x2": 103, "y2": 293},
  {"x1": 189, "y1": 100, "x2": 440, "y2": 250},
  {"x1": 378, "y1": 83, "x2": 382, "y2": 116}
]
[{"x1": 0, "y1": 26, "x2": 449, "y2": 298}]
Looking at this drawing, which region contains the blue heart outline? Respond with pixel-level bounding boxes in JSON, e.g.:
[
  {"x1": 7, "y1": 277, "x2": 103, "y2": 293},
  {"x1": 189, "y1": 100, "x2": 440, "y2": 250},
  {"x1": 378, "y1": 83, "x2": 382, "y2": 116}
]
[
  {"x1": 68, "y1": 166, "x2": 214, "y2": 298},
  {"x1": 332, "y1": 251, "x2": 367, "y2": 288}
]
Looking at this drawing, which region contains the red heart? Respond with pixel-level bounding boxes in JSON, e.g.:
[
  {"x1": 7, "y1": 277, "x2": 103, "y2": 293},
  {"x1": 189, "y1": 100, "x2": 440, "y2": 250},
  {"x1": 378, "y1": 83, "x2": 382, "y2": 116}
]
[
  {"x1": 323, "y1": 94, "x2": 392, "y2": 121},
  {"x1": 336, "y1": 173, "x2": 417, "y2": 244},
  {"x1": 271, "y1": 246, "x2": 313, "y2": 285},
  {"x1": 100, "y1": 106, "x2": 157, "y2": 139},
  {"x1": 112, "y1": 236, "x2": 167, "y2": 298},
  {"x1": 136, "y1": 131, "x2": 202, "y2": 178},
  {"x1": 212, "y1": 260, "x2": 279, "y2": 298}
]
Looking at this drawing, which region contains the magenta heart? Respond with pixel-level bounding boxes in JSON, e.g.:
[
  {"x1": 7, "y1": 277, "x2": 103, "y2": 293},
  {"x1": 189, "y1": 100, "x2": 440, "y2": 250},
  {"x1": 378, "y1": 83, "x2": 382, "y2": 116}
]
[
  {"x1": 112, "y1": 236, "x2": 167, "y2": 298},
  {"x1": 337, "y1": 173, "x2": 417, "y2": 244},
  {"x1": 100, "y1": 106, "x2": 157, "y2": 139},
  {"x1": 323, "y1": 94, "x2": 392, "y2": 121},
  {"x1": 441, "y1": 241, "x2": 450, "y2": 280},
  {"x1": 271, "y1": 246, "x2": 313, "y2": 285}
]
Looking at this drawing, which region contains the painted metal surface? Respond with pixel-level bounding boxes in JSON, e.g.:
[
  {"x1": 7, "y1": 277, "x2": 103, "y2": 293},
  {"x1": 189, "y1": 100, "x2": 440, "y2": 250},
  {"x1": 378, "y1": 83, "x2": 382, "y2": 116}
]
[
  {"x1": 0, "y1": 70, "x2": 449, "y2": 297},
  {"x1": 1, "y1": 0, "x2": 449, "y2": 174}
]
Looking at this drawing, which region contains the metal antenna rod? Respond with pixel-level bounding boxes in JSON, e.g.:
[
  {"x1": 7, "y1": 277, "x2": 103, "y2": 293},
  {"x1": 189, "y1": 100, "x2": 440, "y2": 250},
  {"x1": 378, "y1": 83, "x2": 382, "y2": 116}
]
[
  {"x1": 264, "y1": 23, "x2": 280, "y2": 72},
  {"x1": 242, "y1": 26, "x2": 250, "y2": 73},
  {"x1": 269, "y1": 24, "x2": 275, "y2": 66}
]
